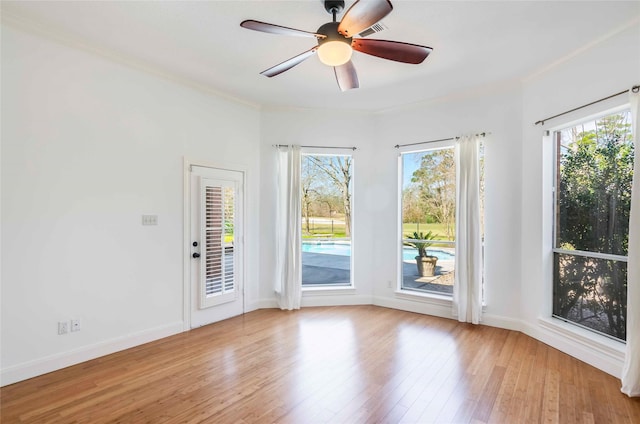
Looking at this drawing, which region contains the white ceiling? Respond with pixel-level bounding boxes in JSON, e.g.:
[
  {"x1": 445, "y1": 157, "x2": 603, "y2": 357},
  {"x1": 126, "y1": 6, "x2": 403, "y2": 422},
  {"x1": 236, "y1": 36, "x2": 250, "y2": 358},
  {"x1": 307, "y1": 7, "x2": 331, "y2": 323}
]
[{"x1": 2, "y1": 1, "x2": 639, "y2": 111}]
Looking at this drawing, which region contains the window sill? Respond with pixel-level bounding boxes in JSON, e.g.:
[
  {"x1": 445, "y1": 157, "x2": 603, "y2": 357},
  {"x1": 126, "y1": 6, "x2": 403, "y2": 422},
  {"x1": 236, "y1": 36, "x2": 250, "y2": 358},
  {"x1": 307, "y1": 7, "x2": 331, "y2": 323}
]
[
  {"x1": 302, "y1": 286, "x2": 356, "y2": 296},
  {"x1": 394, "y1": 289, "x2": 452, "y2": 305},
  {"x1": 538, "y1": 316, "x2": 625, "y2": 360}
]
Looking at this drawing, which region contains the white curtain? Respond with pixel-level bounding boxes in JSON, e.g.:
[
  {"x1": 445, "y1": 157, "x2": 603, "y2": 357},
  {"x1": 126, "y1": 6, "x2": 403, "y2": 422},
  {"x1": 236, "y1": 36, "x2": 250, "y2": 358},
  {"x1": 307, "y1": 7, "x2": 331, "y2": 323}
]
[
  {"x1": 453, "y1": 135, "x2": 483, "y2": 324},
  {"x1": 622, "y1": 88, "x2": 640, "y2": 397},
  {"x1": 274, "y1": 145, "x2": 302, "y2": 310}
]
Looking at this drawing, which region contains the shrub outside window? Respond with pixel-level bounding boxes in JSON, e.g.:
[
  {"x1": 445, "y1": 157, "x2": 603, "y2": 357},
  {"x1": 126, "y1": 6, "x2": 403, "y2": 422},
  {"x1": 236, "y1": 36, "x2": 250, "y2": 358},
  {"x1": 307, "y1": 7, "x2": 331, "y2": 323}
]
[{"x1": 552, "y1": 109, "x2": 633, "y2": 341}]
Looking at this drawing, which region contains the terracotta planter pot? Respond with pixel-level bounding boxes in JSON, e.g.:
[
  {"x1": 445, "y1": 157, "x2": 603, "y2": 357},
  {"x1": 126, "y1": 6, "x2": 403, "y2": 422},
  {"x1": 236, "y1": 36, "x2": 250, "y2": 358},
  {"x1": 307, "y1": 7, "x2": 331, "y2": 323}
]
[{"x1": 416, "y1": 256, "x2": 438, "y2": 277}]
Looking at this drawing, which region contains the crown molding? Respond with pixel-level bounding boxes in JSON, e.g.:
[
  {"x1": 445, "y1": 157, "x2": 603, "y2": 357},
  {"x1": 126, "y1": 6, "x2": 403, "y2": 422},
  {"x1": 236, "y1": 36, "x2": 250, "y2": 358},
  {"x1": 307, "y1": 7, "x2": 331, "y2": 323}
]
[
  {"x1": 1, "y1": 9, "x2": 261, "y2": 110},
  {"x1": 522, "y1": 16, "x2": 640, "y2": 84}
]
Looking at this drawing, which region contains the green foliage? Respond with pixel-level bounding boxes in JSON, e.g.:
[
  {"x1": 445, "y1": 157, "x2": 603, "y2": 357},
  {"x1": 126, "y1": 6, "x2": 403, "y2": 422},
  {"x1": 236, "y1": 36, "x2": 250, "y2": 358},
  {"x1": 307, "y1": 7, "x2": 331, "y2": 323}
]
[
  {"x1": 301, "y1": 155, "x2": 353, "y2": 237},
  {"x1": 553, "y1": 111, "x2": 633, "y2": 340},
  {"x1": 404, "y1": 231, "x2": 436, "y2": 257},
  {"x1": 405, "y1": 149, "x2": 456, "y2": 239}
]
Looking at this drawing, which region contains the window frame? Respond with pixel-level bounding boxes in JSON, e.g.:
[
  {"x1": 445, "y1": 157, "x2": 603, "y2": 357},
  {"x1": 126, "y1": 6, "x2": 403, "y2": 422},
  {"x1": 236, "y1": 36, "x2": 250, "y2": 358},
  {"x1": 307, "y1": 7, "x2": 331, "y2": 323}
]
[
  {"x1": 300, "y1": 149, "x2": 355, "y2": 291},
  {"x1": 396, "y1": 140, "x2": 458, "y2": 298},
  {"x1": 549, "y1": 105, "x2": 632, "y2": 342}
]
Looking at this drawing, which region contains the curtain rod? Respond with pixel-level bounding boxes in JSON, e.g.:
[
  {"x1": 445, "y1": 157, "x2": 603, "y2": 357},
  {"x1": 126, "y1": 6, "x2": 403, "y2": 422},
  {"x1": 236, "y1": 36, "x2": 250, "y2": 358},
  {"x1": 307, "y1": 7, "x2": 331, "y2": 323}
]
[
  {"x1": 534, "y1": 84, "x2": 640, "y2": 126},
  {"x1": 394, "y1": 132, "x2": 489, "y2": 149},
  {"x1": 274, "y1": 144, "x2": 356, "y2": 151}
]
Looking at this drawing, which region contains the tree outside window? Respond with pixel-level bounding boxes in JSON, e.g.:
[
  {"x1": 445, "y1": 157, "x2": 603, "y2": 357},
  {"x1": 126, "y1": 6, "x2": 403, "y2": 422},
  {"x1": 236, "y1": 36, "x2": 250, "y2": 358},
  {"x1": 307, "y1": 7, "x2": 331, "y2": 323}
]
[{"x1": 553, "y1": 110, "x2": 633, "y2": 341}]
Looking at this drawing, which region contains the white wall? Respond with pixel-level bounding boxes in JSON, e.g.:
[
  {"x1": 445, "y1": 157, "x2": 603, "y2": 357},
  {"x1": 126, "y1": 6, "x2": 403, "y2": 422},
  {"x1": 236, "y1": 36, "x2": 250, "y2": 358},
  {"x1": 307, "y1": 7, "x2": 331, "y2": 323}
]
[
  {"x1": 1, "y1": 25, "x2": 261, "y2": 385},
  {"x1": 519, "y1": 23, "x2": 640, "y2": 377},
  {"x1": 369, "y1": 87, "x2": 524, "y2": 326},
  {"x1": 257, "y1": 84, "x2": 524, "y2": 327},
  {"x1": 258, "y1": 108, "x2": 378, "y2": 307}
]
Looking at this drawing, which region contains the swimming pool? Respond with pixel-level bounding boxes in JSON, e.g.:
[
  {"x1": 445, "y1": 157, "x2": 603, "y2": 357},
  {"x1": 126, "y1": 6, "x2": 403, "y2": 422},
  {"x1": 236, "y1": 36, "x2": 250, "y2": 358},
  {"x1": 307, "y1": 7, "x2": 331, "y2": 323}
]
[{"x1": 302, "y1": 242, "x2": 455, "y2": 261}]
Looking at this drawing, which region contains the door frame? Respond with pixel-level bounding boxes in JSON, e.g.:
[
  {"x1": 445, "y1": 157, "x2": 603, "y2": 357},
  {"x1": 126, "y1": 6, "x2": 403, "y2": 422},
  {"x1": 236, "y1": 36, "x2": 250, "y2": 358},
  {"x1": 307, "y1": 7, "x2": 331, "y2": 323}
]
[{"x1": 183, "y1": 157, "x2": 248, "y2": 331}]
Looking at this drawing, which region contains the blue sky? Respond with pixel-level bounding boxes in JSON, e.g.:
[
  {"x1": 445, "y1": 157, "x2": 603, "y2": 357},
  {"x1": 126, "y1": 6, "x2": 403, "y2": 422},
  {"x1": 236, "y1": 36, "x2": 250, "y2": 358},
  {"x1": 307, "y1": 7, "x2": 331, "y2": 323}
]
[{"x1": 402, "y1": 152, "x2": 423, "y2": 187}]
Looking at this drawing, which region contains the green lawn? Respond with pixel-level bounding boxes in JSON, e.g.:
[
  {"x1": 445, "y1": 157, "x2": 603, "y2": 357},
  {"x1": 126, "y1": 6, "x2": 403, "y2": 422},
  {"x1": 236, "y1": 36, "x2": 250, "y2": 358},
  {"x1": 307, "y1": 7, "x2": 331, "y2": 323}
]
[
  {"x1": 298, "y1": 221, "x2": 453, "y2": 241},
  {"x1": 302, "y1": 221, "x2": 348, "y2": 238},
  {"x1": 402, "y1": 222, "x2": 454, "y2": 241}
]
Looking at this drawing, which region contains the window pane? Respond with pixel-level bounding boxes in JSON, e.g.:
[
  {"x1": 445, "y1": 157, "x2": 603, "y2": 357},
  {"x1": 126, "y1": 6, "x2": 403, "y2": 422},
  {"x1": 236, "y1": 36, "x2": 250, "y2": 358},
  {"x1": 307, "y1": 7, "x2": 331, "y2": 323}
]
[
  {"x1": 553, "y1": 252, "x2": 627, "y2": 340},
  {"x1": 552, "y1": 109, "x2": 632, "y2": 342},
  {"x1": 401, "y1": 148, "x2": 456, "y2": 295},
  {"x1": 223, "y1": 187, "x2": 235, "y2": 292},
  {"x1": 301, "y1": 154, "x2": 352, "y2": 287},
  {"x1": 555, "y1": 111, "x2": 634, "y2": 256}
]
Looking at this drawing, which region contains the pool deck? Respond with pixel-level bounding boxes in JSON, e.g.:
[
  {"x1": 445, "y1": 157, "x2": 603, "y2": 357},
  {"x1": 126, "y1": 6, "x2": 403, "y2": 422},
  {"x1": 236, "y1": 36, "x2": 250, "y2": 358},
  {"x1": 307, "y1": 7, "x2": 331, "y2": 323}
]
[{"x1": 302, "y1": 252, "x2": 454, "y2": 294}]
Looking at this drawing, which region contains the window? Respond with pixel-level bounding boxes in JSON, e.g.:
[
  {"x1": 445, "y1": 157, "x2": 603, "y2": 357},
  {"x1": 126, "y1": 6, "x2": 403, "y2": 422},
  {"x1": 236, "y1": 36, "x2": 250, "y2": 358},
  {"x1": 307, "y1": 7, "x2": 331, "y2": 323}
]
[
  {"x1": 301, "y1": 154, "x2": 353, "y2": 287},
  {"x1": 552, "y1": 109, "x2": 633, "y2": 341},
  {"x1": 399, "y1": 143, "x2": 484, "y2": 295}
]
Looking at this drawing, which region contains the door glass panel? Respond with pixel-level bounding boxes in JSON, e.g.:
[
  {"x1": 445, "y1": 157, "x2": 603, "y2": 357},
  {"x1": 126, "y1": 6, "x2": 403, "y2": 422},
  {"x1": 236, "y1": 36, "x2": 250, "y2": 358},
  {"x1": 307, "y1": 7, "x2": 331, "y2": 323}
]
[
  {"x1": 200, "y1": 178, "x2": 236, "y2": 308},
  {"x1": 223, "y1": 187, "x2": 235, "y2": 293}
]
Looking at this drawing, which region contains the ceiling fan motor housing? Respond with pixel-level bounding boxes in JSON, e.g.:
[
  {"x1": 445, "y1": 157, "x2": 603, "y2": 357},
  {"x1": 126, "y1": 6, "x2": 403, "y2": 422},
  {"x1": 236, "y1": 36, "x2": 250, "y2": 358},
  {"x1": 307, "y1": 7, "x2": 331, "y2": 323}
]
[{"x1": 317, "y1": 22, "x2": 352, "y2": 47}]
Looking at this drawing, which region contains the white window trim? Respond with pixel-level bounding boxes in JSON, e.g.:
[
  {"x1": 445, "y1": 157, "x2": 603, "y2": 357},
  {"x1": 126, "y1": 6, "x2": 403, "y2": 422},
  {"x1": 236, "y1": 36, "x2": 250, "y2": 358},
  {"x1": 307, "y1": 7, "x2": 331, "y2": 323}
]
[
  {"x1": 397, "y1": 139, "x2": 457, "y2": 298},
  {"x1": 301, "y1": 149, "x2": 355, "y2": 291},
  {"x1": 303, "y1": 287, "x2": 357, "y2": 295},
  {"x1": 395, "y1": 289, "x2": 452, "y2": 304},
  {"x1": 538, "y1": 316, "x2": 625, "y2": 357},
  {"x1": 545, "y1": 103, "x2": 632, "y2": 343}
]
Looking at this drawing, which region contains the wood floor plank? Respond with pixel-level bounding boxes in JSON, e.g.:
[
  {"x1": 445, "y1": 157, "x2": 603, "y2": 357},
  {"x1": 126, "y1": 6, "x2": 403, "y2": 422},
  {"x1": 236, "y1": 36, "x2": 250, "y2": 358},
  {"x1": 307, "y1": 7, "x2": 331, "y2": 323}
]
[{"x1": 2, "y1": 306, "x2": 639, "y2": 423}]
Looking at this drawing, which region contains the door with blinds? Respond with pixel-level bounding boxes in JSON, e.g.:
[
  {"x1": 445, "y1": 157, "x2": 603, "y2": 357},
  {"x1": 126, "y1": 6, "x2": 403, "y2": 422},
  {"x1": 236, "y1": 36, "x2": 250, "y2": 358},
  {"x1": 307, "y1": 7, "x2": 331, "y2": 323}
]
[{"x1": 190, "y1": 166, "x2": 244, "y2": 328}]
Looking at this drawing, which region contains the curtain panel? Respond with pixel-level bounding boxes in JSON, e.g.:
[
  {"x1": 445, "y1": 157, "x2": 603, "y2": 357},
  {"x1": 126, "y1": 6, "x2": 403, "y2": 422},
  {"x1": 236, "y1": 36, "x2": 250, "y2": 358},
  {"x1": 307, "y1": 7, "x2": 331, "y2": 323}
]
[
  {"x1": 274, "y1": 145, "x2": 302, "y2": 310},
  {"x1": 452, "y1": 135, "x2": 483, "y2": 324},
  {"x1": 622, "y1": 89, "x2": 640, "y2": 397}
]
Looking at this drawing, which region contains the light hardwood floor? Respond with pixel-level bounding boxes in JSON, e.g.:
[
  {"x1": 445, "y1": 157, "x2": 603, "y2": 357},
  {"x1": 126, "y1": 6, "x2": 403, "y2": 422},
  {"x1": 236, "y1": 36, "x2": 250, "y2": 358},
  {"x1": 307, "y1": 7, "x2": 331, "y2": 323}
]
[{"x1": 2, "y1": 306, "x2": 639, "y2": 423}]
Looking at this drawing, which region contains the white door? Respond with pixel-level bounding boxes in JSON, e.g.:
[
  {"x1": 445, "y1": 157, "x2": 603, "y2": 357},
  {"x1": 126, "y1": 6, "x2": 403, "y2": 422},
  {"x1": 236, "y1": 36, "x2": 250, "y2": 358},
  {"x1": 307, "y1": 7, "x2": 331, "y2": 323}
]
[{"x1": 190, "y1": 165, "x2": 244, "y2": 328}]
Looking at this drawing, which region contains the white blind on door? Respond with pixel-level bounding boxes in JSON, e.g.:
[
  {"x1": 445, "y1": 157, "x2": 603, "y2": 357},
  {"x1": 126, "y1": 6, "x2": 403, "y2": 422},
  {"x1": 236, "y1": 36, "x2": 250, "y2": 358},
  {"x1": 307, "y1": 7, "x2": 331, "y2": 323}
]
[
  {"x1": 205, "y1": 186, "x2": 224, "y2": 296},
  {"x1": 201, "y1": 180, "x2": 236, "y2": 307}
]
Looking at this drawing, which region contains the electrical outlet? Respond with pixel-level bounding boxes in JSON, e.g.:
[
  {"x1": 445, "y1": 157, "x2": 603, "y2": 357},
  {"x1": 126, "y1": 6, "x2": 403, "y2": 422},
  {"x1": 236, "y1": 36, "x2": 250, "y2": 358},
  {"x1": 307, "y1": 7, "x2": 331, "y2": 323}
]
[
  {"x1": 58, "y1": 321, "x2": 69, "y2": 335},
  {"x1": 387, "y1": 281, "x2": 392, "y2": 288},
  {"x1": 71, "y1": 319, "x2": 81, "y2": 332}
]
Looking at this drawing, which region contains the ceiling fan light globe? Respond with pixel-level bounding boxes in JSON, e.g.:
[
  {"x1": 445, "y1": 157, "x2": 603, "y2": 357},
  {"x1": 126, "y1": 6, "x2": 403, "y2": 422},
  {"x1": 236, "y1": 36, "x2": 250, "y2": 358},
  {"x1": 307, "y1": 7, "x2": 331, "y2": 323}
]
[{"x1": 317, "y1": 41, "x2": 353, "y2": 66}]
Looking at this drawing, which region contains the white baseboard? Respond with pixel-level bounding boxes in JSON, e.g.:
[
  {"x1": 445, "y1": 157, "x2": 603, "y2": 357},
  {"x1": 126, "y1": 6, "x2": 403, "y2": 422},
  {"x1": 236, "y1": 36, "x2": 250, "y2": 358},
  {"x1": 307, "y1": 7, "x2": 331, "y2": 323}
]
[
  {"x1": 233, "y1": 301, "x2": 627, "y2": 381},
  {"x1": 1, "y1": 321, "x2": 184, "y2": 387},
  {"x1": 372, "y1": 296, "x2": 624, "y2": 378},
  {"x1": 301, "y1": 294, "x2": 373, "y2": 307},
  {"x1": 521, "y1": 318, "x2": 625, "y2": 378},
  {"x1": 246, "y1": 293, "x2": 374, "y2": 311},
  {"x1": 3, "y1": 303, "x2": 624, "y2": 387},
  {"x1": 245, "y1": 298, "x2": 278, "y2": 311},
  {"x1": 481, "y1": 313, "x2": 524, "y2": 331},
  {"x1": 372, "y1": 295, "x2": 454, "y2": 319}
]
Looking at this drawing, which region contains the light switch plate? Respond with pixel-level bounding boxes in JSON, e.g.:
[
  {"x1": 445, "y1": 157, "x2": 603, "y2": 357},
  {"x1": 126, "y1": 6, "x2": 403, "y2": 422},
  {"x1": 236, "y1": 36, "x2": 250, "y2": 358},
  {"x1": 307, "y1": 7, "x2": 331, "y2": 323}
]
[{"x1": 142, "y1": 215, "x2": 158, "y2": 225}]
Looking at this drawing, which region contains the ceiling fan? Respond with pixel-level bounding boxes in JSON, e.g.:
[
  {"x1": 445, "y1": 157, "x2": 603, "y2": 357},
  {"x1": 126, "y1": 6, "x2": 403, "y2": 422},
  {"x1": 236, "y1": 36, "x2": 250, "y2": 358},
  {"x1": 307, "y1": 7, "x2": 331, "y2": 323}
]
[{"x1": 240, "y1": 0, "x2": 433, "y2": 91}]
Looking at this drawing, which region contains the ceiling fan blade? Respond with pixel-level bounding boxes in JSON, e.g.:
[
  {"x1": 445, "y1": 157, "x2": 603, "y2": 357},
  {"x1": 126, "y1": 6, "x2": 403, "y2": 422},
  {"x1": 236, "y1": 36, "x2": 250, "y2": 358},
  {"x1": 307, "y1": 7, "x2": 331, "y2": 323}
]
[
  {"x1": 352, "y1": 39, "x2": 432, "y2": 64},
  {"x1": 334, "y1": 61, "x2": 359, "y2": 91},
  {"x1": 260, "y1": 47, "x2": 318, "y2": 77},
  {"x1": 338, "y1": 0, "x2": 393, "y2": 37},
  {"x1": 240, "y1": 20, "x2": 324, "y2": 38}
]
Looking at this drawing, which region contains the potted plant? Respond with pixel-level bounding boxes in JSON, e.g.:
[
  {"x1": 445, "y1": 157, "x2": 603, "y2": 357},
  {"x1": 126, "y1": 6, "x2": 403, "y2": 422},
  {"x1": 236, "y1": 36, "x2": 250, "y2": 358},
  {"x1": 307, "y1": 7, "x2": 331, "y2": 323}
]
[{"x1": 404, "y1": 231, "x2": 438, "y2": 277}]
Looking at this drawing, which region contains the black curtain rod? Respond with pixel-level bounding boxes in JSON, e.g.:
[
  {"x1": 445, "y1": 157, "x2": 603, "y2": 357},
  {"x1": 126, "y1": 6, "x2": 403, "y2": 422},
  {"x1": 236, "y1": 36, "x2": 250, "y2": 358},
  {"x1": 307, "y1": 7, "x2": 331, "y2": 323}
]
[
  {"x1": 394, "y1": 132, "x2": 489, "y2": 149},
  {"x1": 275, "y1": 144, "x2": 356, "y2": 151},
  {"x1": 534, "y1": 85, "x2": 640, "y2": 126}
]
